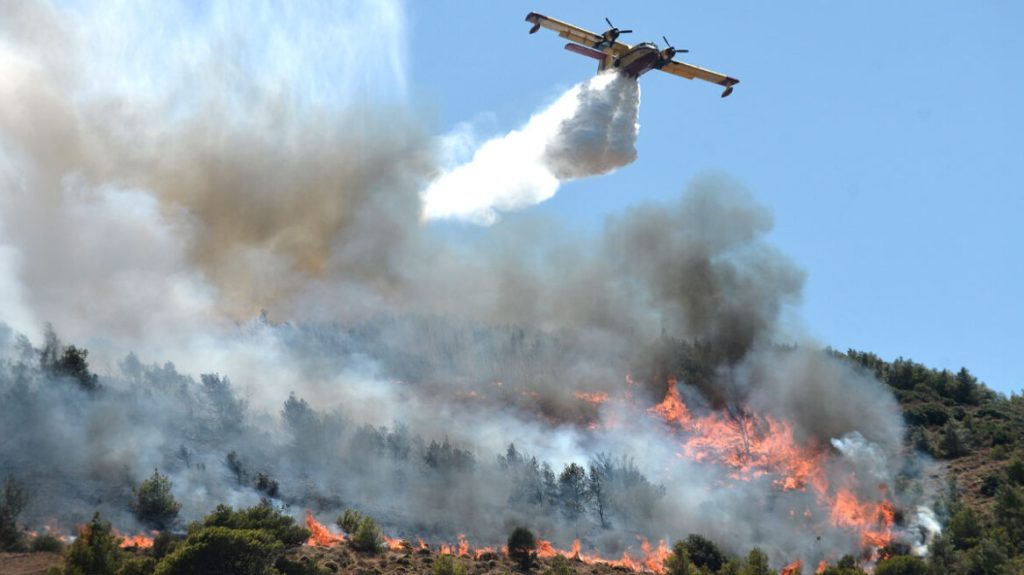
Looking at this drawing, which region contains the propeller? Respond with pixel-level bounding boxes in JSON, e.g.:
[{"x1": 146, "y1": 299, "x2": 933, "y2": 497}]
[
  {"x1": 603, "y1": 17, "x2": 632, "y2": 41},
  {"x1": 661, "y1": 35, "x2": 689, "y2": 58}
]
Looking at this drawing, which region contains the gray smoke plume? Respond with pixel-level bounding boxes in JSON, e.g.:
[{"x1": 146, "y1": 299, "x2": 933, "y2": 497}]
[{"x1": 0, "y1": 1, "x2": 936, "y2": 570}]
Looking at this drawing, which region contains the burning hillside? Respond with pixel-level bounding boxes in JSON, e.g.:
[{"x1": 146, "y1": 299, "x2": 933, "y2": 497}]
[{"x1": 0, "y1": 2, "x2": 944, "y2": 573}]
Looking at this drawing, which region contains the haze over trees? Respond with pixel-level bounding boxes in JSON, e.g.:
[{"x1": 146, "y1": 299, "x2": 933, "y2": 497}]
[{"x1": 2, "y1": 326, "x2": 1024, "y2": 573}]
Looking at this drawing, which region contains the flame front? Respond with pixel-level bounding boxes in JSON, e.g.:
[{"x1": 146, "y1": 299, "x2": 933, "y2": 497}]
[
  {"x1": 305, "y1": 510, "x2": 345, "y2": 547},
  {"x1": 781, "y1": 560, "x2": 802, "y2": 575},
  {"x1": 293, "y1": 377, "x2": 895, "y2": 573},
  {"x1": 647, "y1": 379, "x2": 895, "y2": 563}
]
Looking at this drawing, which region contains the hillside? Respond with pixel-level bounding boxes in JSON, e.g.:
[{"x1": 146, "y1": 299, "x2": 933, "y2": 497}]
[
  {"x1": 839, "y1": 350, "x2": 1024, "y2": 513},
  {"x1": 2, "y1": 347, "x2": 1023, "y2": 575}
]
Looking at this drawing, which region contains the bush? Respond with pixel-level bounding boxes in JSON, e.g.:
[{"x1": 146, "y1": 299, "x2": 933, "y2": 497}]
[
  {"x1": 433, "y1": 554, "x2": 467, "y2": 575},
  {"x1": 507, "y1": 527, "x2": 536, "y2": 570},
  {"x1": 683, "y1": 534, "x2": 724, "y2": 573},
  {"x1": 30, "y1": 532, "x2": 65, "y2": 553},
  {"x1": 131, "y1": 470, "x2": 181, "y2": 530},
  {"x1": 740, "y1": 548, "x2": 772, "y2": 575},
  {"x1": 275, "y1": 555, "x2": 328, "y2": 575},
  {"x1": 40, "y1": 327, "x2": 100, "y2": 391},
  {"x1": 543, "y1": 555, "x2": 573, "y2": 575},
  {"x1": 939, "y1": 423, "x2": 967, "y2": 458},
  {"x1": 948, "y1": 507, "x2": 982, "y2": 550},
  {"x1": 0, "y1": 476, "x2": 30, "y2": 551},
  {"x1": 60, "y1": 513, "x2": 123, "y2": 575},
  {"x1": 1008, "y1": 456, "x2": 1024, "y2": 486},
  {"x1": 820, "y1": 555, "x2": 867, "y2": 575},
  {"x1": 664, "y1": 541, "x2": 693, "y2": 575},
  {"x1": 980, "y1": 473, "x2": 1002, "y2": 497},
  {"x1": 350, "y1": 516, "x2": 384, "y2": 554},
  {"x1": 200, "y1": 500, "x2": 308, "y2": 547},
  {"x1": 117, "y1": 556, "x2": 157, "y2": 575},
  {"x1": 151, "y1": 531, "x2": 180, "y2": 560},
  {"x1": 873, "y1": 555, "x2": 927, "y2": 575},
  {"x1": 153, "y1": 526, "x2": 282, "y2": 575},
  {"x1": 336, "y1": 509, "x2": 363, "y2": 535}
]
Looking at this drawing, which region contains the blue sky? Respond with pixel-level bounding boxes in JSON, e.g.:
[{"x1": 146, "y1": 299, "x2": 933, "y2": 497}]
[{"x1": 405, "y1": 2, "x2": 1023, "y2": 395}]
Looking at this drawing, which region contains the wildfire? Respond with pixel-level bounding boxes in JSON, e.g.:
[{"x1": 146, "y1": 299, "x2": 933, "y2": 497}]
[
  {"x1": 829, "y1": 487, "x2": 895, "y2": 550},
  {"x1": 305, "y1": 511, "x2": 345, "y2": 547},
  {"x1": 646, "y1": 379, "x2": 896, "y2": 563},
  {"x1": 648, "y1": 380, "x2": 691, "y2": 426},
  {"x1": 117, "y1": 532, "x2": 155, "y2": 549},
  {"x1": 781, "y1": 560, "x2": 802, "y2": 575},
  {"x1": 536, "y1": 537, "x2": 669, "y2": 573},
  {"x1": 574, "y1": 390, "x2": 610, "y2": 405},
  {"x1": 296, "y1": 376, "x2": 897, "y2": 574},
  {"x1": 649, "y1": 380, "x2": 828, "y2": 492},
  {"x1": 27, "y1": 528, "x2": 72, "y2": 546}
]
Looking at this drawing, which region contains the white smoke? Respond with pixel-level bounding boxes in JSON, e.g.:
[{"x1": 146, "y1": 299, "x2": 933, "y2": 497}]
[
  {"x1": 421, "y1": 72, "x2": 639, "y2": 225},
  {"x1": 909, "y1": 506, "x2": 942, "y2": 556}
]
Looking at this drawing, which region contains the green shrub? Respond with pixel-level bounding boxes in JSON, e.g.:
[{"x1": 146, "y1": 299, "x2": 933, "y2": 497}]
[
  {"x1": 684, "y1": 534, "x2": 724, "y2": 573},
  {"x1": 819, "y1": 555, "x2": 867, "y2": 575},
  {"x1": 151, "y1": 531, "x2": 180, "y2": 560},
  {"x1": 336, "y1": 509, "x2": 363, "y2": 534},
  {"x1": 30, "y1": 532, "x2": 65, "y2": 553},
  {"x1": 739, "y1": 548, "x2": 772, "y2": 575},
  {"x1": 1008, "y1": 456, "x2": 1024, "y2": 486},
  {"x1": 948, "y1": 507, "x2": 982, "y2": 550},
  {"x1": 116, "y1": 556, "x2": 157, "y2": 575},
  {"x1": 0, "y1": 476, "x2": 30, "y2": 551},
  {"x1": 60, "y1": 513, "x2": 123, "y2": 575},
  {"x1": 873, "y1": 555, "x2": 927, "y2": 575},
  {"x1": 433, "y1": 554, "x2": 467, "y2": 575},
  {"x1": 200, "y1": 500, "x2": 308, "y2": 547},
  {"x1": 350, "y1": 516, "x2": 384, "y2": 554},
  {"x1": 131, "y1": 470, "x2": 181, "y2": 530},
  {"x1": 980, "y1": 473, "x2": 1002, "y2": 496},
  {"x1": 543, "y1": 555, "x2": 573, "y2": 575},
  {"x1": 507, "y1": 527, "x2": 536, "y2": 571},
  {"x1": 664, "y1": 541, "x2": 693, "y2": 575},
  {"x1": 274, "y1": 555, "x2": 328, "y2": 575},
  {"x1": 153, "y1": 526, "x2": 282, "y2": 575}
]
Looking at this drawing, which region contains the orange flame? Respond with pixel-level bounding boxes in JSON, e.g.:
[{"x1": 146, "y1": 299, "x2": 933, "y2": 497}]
[
  {"x1": 384, "y1": 534, "x2": 407, "y2": 551},
  {"x1": 575, "y1": 390, "x2": 610, "y2": 405},
  {"x1": 533, "y1": 536, "x2": 669, "y2": 573},
  {"x1": 781, "y1": 560, "x2": 802, "y2": 575},
  {"x1": 29, "y1": 525, "x2": 72, "y2": 545},
  {"x1": 647, "y1": 379, "x2": 895, "y2": 560},
  {"x1": 305, "y1": 510, "x2": 345, "y2": 547},
  {"x1": 650, "y1": 381, "x2": 828, "y2": 492},
  {"x1": 648, "y1": 380, "x2": 692, "y2": 426},
  {"x1": 535, "y1": 538, "x2": 557, "y2": 558},
  {"x1": 829, "y1": 487, "x2": 894, "y2": 550},
  {"x1": 118, "y1": 533, "x2": 155, "y2": 548},
  {"x1": 113, "y1": 528, "x2": 155, "y2": 549}
]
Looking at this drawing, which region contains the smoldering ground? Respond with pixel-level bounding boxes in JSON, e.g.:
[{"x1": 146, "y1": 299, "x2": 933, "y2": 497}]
[{"x1": 0, "y1": 0, "x2": 933, "y2": 569}]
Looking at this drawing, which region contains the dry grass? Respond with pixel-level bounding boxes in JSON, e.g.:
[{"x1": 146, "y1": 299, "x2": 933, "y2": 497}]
[{"x1": 0, "y1": 552, "x2": 62, "y2": 575}]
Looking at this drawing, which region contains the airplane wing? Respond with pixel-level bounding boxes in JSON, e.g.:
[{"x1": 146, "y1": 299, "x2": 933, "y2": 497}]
[
  {"x1": 525, "y1": 12, "x2": 630, "y2": 56},
  {"x1": 659, "y1": 60, "x2": 740, "y2": 97}
]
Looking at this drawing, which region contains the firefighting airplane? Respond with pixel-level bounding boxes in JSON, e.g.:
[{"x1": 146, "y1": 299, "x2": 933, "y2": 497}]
[{"x1": 525, "y1": 12, "x2": 739, "y2": 97}]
